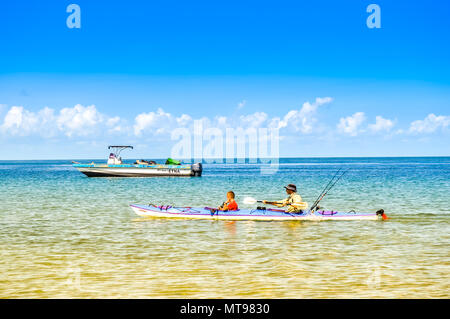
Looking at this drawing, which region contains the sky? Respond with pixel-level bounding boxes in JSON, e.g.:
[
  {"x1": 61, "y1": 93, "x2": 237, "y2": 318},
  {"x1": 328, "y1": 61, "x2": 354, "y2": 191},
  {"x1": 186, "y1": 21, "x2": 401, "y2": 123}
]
[{"x1": 0, "y1": 0, "x2": 449, "y2": 160}]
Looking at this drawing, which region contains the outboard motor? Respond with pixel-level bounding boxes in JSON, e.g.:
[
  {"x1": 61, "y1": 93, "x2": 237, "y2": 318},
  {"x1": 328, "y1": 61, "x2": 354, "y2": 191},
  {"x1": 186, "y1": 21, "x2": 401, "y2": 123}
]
[{"x1": 191, "y1": 163, "x2": 203, "y2": 177}]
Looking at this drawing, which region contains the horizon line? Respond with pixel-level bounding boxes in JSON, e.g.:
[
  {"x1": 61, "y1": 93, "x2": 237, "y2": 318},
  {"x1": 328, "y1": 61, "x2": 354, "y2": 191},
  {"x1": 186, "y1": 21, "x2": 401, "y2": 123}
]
[{"x1": 1, "y1": 155, "x2": 450, "y2": 161}]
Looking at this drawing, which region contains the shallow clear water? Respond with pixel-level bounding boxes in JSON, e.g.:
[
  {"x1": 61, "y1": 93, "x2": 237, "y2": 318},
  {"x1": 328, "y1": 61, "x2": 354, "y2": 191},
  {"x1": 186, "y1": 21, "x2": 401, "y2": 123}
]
[{"x1": 0, "y1": 158, "x2": 449, "y2": 298}]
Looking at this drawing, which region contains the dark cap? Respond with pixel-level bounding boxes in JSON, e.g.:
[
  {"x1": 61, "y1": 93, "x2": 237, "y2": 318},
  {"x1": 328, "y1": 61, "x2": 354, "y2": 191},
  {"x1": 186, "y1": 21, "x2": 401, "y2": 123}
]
[{"x1": 284, "y1": 184, "x2": 297, "y2": 192}]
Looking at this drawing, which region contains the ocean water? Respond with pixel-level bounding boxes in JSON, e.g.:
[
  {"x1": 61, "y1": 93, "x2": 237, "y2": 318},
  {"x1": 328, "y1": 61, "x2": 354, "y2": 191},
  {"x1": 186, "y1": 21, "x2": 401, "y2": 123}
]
[{"x1": 0, "y1": 157, "x2": 449, "y2": 298}]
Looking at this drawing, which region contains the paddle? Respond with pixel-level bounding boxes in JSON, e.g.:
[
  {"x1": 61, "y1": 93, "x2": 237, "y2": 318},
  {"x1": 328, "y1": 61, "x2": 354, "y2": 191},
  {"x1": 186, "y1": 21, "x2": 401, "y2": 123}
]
[
  {"x1": 243, "y1": 197, "x2": 278, "y2": 206},
  {"x1": 243, "y1": 197, "x2": 260, "y2": 205}
]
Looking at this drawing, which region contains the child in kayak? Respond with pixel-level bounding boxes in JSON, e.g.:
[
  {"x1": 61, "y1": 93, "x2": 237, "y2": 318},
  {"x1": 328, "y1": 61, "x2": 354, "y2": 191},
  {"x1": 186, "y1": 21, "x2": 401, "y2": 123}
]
[{"x1": 218, "y1": 191, "x2": 239, "y2": 211}]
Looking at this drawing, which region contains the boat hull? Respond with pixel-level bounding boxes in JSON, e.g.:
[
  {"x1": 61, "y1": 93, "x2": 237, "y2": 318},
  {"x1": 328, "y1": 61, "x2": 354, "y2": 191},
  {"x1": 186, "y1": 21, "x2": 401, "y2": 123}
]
[
  {"x1": 73, "y1": 163, "x2": 202, "y2": 177},
  {"x1": 130, "y1": 204, "x2": 383, "y2": 221}
]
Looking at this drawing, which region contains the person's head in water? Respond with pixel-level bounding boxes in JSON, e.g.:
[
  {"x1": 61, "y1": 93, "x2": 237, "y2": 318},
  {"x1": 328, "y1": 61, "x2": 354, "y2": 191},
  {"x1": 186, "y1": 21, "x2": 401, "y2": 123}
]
[
  {"x1": 227, "y1": 191, "x2": 235, "y2": 201},
  {"x1": 284, "y1": 184, "x2": 297, "y2": 195}
]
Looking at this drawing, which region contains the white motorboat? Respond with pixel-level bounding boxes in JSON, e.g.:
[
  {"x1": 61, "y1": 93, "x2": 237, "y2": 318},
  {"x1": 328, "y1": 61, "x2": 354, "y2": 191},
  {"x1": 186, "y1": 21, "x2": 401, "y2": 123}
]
[{"x1": 72, "y1": 146, "x2": 202, "y2": 177}]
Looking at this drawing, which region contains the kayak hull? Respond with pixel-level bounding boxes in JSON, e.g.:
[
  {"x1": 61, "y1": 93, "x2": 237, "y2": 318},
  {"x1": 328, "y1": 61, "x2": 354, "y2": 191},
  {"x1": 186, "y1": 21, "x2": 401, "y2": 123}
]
[{"x1": 130, "y1": 204, "x2": 383, "y2": 221}]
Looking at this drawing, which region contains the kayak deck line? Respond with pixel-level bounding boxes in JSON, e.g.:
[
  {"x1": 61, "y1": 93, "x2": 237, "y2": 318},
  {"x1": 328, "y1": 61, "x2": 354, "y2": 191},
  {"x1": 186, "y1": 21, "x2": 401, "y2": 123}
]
[{"x1": 129, "y1": 204, "x2": 385, "y2": 221}]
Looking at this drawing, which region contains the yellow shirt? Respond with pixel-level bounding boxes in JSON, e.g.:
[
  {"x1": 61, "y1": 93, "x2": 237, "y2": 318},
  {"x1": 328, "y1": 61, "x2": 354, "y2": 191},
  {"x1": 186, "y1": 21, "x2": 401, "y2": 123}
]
[{"x1": 276, "y1": 192, "x2": 308, "y2": 213}]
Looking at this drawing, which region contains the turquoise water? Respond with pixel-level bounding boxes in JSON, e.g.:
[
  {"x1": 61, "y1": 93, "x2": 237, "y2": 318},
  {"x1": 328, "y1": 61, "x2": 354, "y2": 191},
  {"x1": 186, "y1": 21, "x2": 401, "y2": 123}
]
[{"x1": 0, "y1": 157, "x2": 449, "y2": 298}]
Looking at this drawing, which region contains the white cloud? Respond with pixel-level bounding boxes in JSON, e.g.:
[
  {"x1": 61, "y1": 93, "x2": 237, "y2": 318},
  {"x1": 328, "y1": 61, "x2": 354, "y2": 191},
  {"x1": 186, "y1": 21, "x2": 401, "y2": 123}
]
[
  {"x1": 2, "y1": 106, "x2": 35, "y2": 134},
  {"x1": 369, "y1": 116, "x2": 395, "y2": 133},
  {"x1": 106, "y1": 116, "x2": 120, "y2": 127},
  {"x1": 1, "y1": 98, "x2": 335, "y2": 140},
  {"x1": 133, "y1": 108, "x2": 173, "y2": 136},
  {"x1": 314, "y1": 97, "x2": 333, "y2": 105},
  {"x1": 269, "y1": 97, "x2": 333, "y2": 133},
  {"x1": 337, "y1": 112, "x2": 366, "y2": 136},
  {"x1": 105, "y1": 116, "x2": 126, "y2": 134},
  {"x1": 409, "y1": 113, "x2": 450, "y2": 134},
  {"x1": 1, "y1": 106, "x2": 49, "y2": 136},
  {"x1": 0, "y1": 104, "x2": 122, "y2": 138},
  {"x1": 214, "y1": 116, "x2": 228, "y2": 127},
  {"x1": 167, "y1": 96, "x2": 332, "y2": 134},
  {"x1": 57, "y1": 104, "x2": 105, "y2": 137},
  {"x1": 3, "y1": 100, "x2": 449, "y2": 149},
  {"x1": 131, "y1": 96, "x2": 332, "y2": 136},
  {"x1": 176, "y1": 114, "x2": 192, "y2": 126},
  {"x1": 237, "y1": 100, "x2": 247, "y2": 109},
  {"x1": 239, "y1": 112, "x2": 268, "y2": 128}
]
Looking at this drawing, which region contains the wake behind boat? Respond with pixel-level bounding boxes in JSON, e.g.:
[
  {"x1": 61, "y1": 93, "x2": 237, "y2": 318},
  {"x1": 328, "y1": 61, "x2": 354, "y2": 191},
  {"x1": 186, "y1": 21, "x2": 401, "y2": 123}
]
[
  {"x1": 73, "y1": 145, "x2": 202, "y2": 177},
  {"x1": 130, "y1": 204, "x2": 387, "y2": 221}
]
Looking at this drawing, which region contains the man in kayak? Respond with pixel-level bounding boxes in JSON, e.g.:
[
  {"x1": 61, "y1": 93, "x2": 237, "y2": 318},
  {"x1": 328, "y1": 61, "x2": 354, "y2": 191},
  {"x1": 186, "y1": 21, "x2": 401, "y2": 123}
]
[
  {"x1": 263, "y1": 184, "x2": 308, "y2": 213},
  {"x1": 218, "y1": 191, "x2": 239, "y2": 211}
]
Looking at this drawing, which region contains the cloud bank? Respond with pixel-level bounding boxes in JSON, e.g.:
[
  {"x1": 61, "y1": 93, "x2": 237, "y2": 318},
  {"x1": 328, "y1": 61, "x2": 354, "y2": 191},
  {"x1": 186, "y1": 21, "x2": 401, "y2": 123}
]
[
  {"x1": 0, "y1": 104, "x2": 124, "y2": 138},
  {"x1": 0, "y1": 99, "x2": 448, "y2": 143}
]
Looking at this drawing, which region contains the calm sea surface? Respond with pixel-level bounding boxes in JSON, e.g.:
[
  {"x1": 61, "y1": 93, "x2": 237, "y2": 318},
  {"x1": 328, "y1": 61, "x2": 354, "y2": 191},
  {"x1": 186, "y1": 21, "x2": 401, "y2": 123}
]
[{"x1": 0, "y1": 157, "x2": 449, "y2": 298}]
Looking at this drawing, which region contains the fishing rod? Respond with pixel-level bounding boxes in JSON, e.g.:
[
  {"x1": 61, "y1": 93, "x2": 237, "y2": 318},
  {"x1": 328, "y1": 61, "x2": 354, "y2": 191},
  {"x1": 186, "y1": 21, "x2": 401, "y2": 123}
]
[
  {"x1": 309, "y1": 168, "x2": 342, "y2": 210},
  {"x1": 310, "y1": 168, "x2": 350, "y2": 211},
  {"x1": 310, "y1": 168, "x2": 349, "y2": 211}
]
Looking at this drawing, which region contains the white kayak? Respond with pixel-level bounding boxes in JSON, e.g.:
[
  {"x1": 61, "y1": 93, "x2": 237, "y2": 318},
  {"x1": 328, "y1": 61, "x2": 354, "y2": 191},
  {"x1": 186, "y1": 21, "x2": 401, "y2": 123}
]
[{"x1": 130, "y1": 204, "x2": 388, "y2": 221}]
